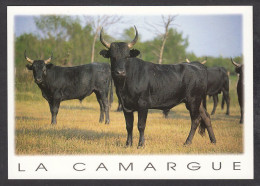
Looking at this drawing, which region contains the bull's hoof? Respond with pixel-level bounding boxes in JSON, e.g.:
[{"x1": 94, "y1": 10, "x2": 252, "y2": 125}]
[
  {"x1": 226, "y1": 112, "x2": 230, "y2": 115},
  {"x1": 137, "y1": 144, "x2": 145, "y2": 149},
  {"x1": 211, "y1": 112, "x2": 215, "y2": 115},
  {"x1": 183, "y1": 140, "x2": 192, "y2": 146},
  {"x1": 51, "y1": 122, "x2": 57, "y2": 125},
  {"x1": 137, "y1": 141, "x2": 145, "y2": 149},
  {"x1": 211, "y1": 139, "x2": 217, "y2": 144},
  {"x1": 125, "y1": 141, "x2": 132, "y2": 147},
  {"x1": 105, "y1": 120, "x2": 110, "y2": 124}
]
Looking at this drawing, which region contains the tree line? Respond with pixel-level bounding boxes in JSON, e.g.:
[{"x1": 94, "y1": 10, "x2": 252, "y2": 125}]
[{"x1": 15, "y1": 15, "x2": 242, "y2": 87}]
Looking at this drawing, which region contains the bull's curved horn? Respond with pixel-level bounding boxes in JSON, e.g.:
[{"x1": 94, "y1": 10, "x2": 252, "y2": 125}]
[
  {"x1": 231, "y1": 58, "x2": 241, "y2": 67},
  {"x1": 44, "y1": 52, "x2": 53, "y2": 64},
  {"x1": 24, "y1": 50, "x2": 34, "y2": 64},
  {"x1": 128, "y1": 26, "x2": 138, "y2": 48},
  {"x1": 185, "y1": 57, "x2": 190, "y2": 63},
  {"x1": 201, "y1": 57, "x2": 207, "y2": 64},
  {"x1": 100, "y1": 27, "x2": 111, "y2": 49}
]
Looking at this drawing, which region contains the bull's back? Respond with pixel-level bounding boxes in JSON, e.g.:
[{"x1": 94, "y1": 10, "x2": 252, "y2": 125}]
[
  {"x1": 131, "y1": 61, "x2": 207, "y2": 109},
  {"x1": 50, "y1": 63, "x2": 110, "y2": 100}
]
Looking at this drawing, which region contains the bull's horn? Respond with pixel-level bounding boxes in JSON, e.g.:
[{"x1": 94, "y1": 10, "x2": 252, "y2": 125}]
[
  {"x1": 231, "y1": 58, "x2": 241, "y2": 67},
  {"x1": 44, "y1": 52, "x2": 53, "y2": 64},
  {"x1": 185, "y1": 57, "x2": 190, "y2": 63},
  {"x1": 24, "y1": 50, "x2": 34, "y2": 64},
  {"x1": 201, "y1": 57, "x2": 207, "y2": 64},
  {"x1": 128, "y1": 26, "x2": 138, "y2": 48},
  {"x1": 100, "y1": 27, "x2": 111, "y2": 49}
]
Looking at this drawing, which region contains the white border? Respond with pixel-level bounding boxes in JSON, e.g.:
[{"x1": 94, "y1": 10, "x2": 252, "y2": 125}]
[{"x1": 7, "y1": 6, "x2": 253, "y2": 179}]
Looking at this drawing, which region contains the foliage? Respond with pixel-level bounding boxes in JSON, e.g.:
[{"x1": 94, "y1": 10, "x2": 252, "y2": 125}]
[{"x1": 15, "y1": 15, "x2": 242, "y2": 92}]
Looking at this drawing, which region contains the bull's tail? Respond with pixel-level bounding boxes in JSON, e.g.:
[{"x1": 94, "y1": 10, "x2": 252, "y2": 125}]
[{"x1": 109, "y1": 77, "x2": 114, "y2": 107}]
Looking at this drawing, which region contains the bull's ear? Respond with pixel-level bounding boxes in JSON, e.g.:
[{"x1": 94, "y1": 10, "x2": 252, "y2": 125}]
[
  {"x1": 26, "y1": 64, "x2": 33, "y2": 70},
  {"x1": 46, "y1": 63, "x2": 53, "y2": 69},
  {"x1": 130, "y1": 49, "x2": 140, "y2": 57},
  {"x1": 100, "y1": 50, "x2": 110, "y2": 58}
]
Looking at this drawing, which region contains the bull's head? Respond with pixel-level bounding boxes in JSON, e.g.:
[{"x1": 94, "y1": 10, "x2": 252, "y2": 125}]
[
  {"x1": 231, "y1": 58, "x2": 243, "y2": 75},
  {"x1": 25, "y1": 50, "x2": 53, "y2": 84},
  {"x1": 99, "y1": 26, "x2": 140, "y2": 77}
]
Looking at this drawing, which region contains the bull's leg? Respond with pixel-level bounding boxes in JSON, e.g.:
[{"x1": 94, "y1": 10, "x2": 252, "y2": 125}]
[
  {"x1": 48, "y1": 100, "x2": 60, "y2": 125},
  {"x1": 123, "y1": 111, "x2": 134, "y2": 147},
  {"x1": 221, "y1": 93, "x2": 225, "y2": 110},
  {"x1": 199, "y1": 103, "x2": 216, "y2": 143},
  {"x1": 137, "y1": 109, "x2": 148, "y2": 148},
  {"x1": 239, "y1": 103, "x2": 243, "y2": 124},
  {"x1": 98, "y1": 99, "x2": 104, "y2": 123},
  {"x1": 94, "y1": 92, "x2": 104, "y2": 123},
  {"x1": 240, "y1": 107, "x2": 243, "y2": 124},
  {"x1": 163, "y1": 109, "x2": 170, "y2": 118},
  {"x1": 203, "y1": 95, "x2": 207, "y2": 110},
  {"x1": 211, "y1": 95, "x2": 218, "y2": 115},
  {"x1": 223, "y1": 90, "x2": 230, "y2": 115},
  {"x1": 100, "y1": 94, "x2": 110, "y2": 124},
  {"x1": 184, "y1": 105, "x2": 201, "y2": 145}
]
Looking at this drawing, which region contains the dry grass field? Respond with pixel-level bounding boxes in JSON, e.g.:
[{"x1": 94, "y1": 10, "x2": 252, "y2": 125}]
[{"x1": 15, "y1": 76, "x2": 243, "y2": 155}]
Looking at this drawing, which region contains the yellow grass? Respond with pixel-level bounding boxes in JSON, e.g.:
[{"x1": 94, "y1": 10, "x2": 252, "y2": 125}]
[{"x1": 15, "y1": 94, "x2": 243, "y2": 155}]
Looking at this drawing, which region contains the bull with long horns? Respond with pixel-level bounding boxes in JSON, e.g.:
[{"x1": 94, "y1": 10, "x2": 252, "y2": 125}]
[{"x1": 99, "y1": 26, "x2": 216, "y2": 148}]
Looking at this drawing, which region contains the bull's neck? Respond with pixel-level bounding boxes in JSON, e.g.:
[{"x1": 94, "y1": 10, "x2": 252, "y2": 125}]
[{"x1": 111, "y1": 74, "x2": 127, "y2": 90}]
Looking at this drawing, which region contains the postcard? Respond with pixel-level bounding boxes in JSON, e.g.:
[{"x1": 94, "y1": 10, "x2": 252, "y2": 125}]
[{"x1": 7, "y1": 6, "x2": 253, "y2": 179}]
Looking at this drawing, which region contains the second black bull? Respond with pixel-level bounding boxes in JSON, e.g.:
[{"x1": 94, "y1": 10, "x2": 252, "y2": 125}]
[
  {"x1": 163, "y1": 65, "x2": 230, "y2": 117},
  {"x1": 24, "y1": 51, "x2": 113, "y2": 125},
  {"x1": 99, "y1": 26, "x2": 216, "y2": 147}
]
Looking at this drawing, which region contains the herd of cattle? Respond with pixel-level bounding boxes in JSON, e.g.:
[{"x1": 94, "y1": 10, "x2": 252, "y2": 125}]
[{"x1": 24, "y1": 26, "x2": 244, "y2": 148}]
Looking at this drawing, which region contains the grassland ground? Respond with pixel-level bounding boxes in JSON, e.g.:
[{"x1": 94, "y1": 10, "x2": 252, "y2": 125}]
[{"x1": 15, "y1": 75, "x2": 243, "y2": 155}]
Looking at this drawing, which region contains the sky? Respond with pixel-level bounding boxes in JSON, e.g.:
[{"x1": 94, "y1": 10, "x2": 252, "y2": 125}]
[{"x1": 15, "y1": 15, "x2": 242, "y2": 58}]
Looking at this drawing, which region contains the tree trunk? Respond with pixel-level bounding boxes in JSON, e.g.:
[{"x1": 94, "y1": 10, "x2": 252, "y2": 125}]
[
  {"x1": 91, "y1": 29, "x2": 99, "y2": 63},
  {"x1": 158, "y1": 28, "x2": 169, "y2": 64},
  {"x1": 158, "y1": 36, "x2": 167, "y2": 64}
]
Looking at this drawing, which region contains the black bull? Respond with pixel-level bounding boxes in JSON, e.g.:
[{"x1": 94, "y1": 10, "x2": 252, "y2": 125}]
[
  {"x1": 231, "y1": 58, "x2": 243, "y2": 123},
  {"x1": 99, "y1": 27, "x2": 216, "y2": 147},
  {"x1": 24, "y1": 51, "x2": 113, "y2": 124},
  {"x1": 162, "y1": 65, "x2": 230, "y2": 118},
  {"x1": 205, "y1": 67, "x2": 230, "y2": 115}
]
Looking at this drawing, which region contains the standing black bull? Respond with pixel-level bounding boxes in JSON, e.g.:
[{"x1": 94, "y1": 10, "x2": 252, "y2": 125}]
[
  {"x1": 99, "y1": 27, "x2": 216, "y2": 147},
  {"x1": 204, "y1": 66, "x2": 230, "y2": 115},
  {"x1": 186, "y1": 58, "x2": 230, "y2": 115},
  {"x1": 24, "y1": 51, "x2": 113, "y2": 125},
  {"x1": 231, "y1": 58, "x2": 243, "y2": 123},
  {"x1": 162, "y1": 59, "x2": 230, "y2": 118}
]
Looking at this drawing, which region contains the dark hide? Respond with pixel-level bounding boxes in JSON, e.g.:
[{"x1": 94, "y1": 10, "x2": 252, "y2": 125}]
[
  {"x1": 100, "y1": 42, "x2": 216, "y2": 147},
  {"x1": 235, "y1": 65, "x2": 244, "y2": 123},
  {"x1": 26, "y1": 60, "x2": 113, "y2": 124},
  {"x1": 204, "y1": 67, "x2": 230, "y2": 115},
  {"x1": 163, "y1": 66, "x2": 230, "y2": 117},
  {"x1": 117, "y1": 99, "x2": 123, "y2": 112}
]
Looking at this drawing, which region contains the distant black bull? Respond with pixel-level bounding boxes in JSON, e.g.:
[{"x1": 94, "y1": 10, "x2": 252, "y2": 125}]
[
  {"x1": 231, "y1": 58, "x2": 243, "y2": 123},
  {"x1": 205, "y1": 66, "x2": 230, "y2": 115},
  {"x1": 24, "y1": 51, "x2": 113, "y2": 125},
  {"x1": 163, "y1": 58, "x2": 230, "y2": 118},
  {"x1": 99, "y1": 26, "x2": 216, "y2": 147}
]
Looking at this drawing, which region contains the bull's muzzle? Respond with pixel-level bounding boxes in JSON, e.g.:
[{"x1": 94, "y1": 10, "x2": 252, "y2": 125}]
[
  {"x1": 35, "y1": 78, "x2": 43, "y2": 84},
  {"x1": 115, "y1": 70, "x2": 126, "y2": 77}
]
